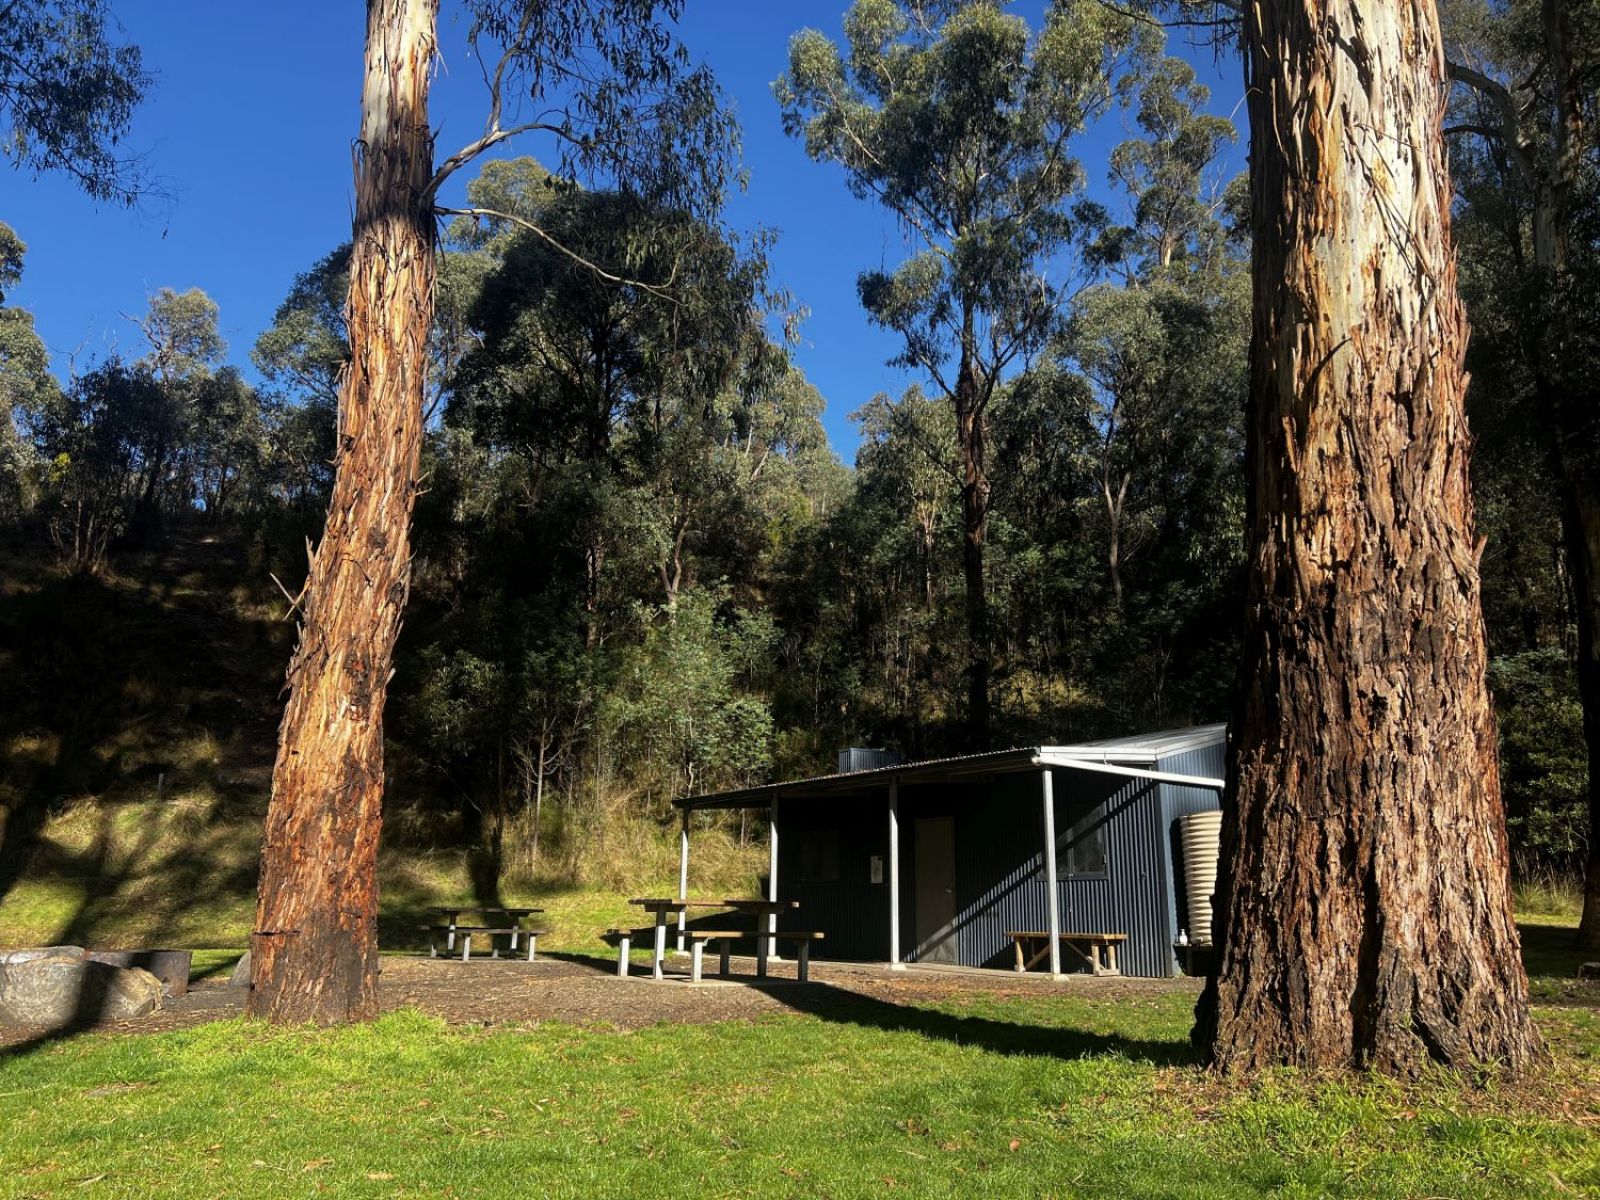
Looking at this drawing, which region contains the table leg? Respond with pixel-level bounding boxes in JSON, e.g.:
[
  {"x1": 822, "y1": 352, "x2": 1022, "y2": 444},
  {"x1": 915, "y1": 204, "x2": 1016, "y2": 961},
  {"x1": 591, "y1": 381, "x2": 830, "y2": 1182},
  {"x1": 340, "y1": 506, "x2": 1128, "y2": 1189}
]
[
  {"x1": 653, "y1": 912, "x2": 667, "y2": 981},
  {"x1": 690, "y1": 940, "x2": 704, "y2": 984},
  {"x1": 446, "y1": 915, "x2": 457, "y2": 953},
  {"x1": 719, "y1": 941, "x2": 731, "y2": 978},
  {"x1": 1013, "y1": 937, "x2": 1025, "y2": 972},
  {"x1": 617, "y1": 935, "x2": 631, "y2": 978},
  {"x1": 525, "y1": 934, "x2": 537, "y2": 963},
  {"x1": 798, "y1": 942, "x2": 810, "y2": 983},
  {"x1": 460, "y1": 933, "x2": 472, "y2": 963},
  {"x1": 756, "y1": 934, "x2": 769, "y2": 979}
]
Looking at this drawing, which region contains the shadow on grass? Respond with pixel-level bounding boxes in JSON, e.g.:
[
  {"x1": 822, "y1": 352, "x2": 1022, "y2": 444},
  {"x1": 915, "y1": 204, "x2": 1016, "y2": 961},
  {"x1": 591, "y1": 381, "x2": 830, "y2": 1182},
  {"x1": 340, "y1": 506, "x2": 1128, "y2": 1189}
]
[
  {"x1": 188, "y1": 954, "x2": 244, "y2": 984},
  {"x1": 0, "y1": 528, "x2": 294, "y2": 1065},
  {"x1": 541, "y1": 945, "x2": 1196, "y2": 1066},
  {"x1": 0, "y1": 529, "x2": 286, "y2": 918},
  {"x1": 761, "y1": 979, "x2": 1198, "y2": 1067},
  {"x1": 1519, "y1": 920, "x2": 1593, "y2": 982}
]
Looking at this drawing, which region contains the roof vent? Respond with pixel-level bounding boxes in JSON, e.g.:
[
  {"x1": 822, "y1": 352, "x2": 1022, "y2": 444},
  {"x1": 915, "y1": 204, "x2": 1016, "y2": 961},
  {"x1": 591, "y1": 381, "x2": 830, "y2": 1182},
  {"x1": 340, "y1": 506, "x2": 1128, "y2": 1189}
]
[{"x1": 835, "y1": 747, "x2": 904, "y2": 775}]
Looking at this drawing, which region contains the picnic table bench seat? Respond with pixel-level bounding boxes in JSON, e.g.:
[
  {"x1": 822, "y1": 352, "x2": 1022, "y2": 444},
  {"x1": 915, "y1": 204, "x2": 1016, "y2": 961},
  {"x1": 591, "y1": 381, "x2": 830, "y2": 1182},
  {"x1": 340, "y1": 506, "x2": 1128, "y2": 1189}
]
[
  {"x1": 680, "y1": 929, "x2": 824, "y2": 983},
  {"x1": 604, "y1": 926, "x2": 824, "y2": 982},
  {"x1": 1006, "y1": 930, "x2": 1127, "y2": 976},
  {"x1": 421, "y1": 923, "x2": 545, "y2": 962}
]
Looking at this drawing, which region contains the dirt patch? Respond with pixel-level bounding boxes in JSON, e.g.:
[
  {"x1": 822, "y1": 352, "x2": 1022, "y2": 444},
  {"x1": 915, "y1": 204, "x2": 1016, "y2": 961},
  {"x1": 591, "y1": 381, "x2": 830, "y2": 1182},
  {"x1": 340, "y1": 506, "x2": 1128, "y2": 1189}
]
[{"x1": 0, "y1": 953, "x2": 1200, "y2": 1046}]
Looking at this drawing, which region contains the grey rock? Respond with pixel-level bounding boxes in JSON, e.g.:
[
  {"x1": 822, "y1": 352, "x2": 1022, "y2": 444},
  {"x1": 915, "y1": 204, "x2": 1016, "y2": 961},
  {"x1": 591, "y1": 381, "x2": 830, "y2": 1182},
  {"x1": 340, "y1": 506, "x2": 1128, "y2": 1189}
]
[
  {"x1": 228, "y1": 950, "x2": 251, "y2": 989},
  {"x1": 1579, "y1": 961, "x2": 1600, "y2": 982},
  {"x1": 0, "y1": 957, "x2": 163, "y2": 1027},
  {"x1": 85, "y1": 950, "x2": 192, "y2": 997},
  {"x1": 0, "y1": 946, "x2": 85, "y2": 966}
]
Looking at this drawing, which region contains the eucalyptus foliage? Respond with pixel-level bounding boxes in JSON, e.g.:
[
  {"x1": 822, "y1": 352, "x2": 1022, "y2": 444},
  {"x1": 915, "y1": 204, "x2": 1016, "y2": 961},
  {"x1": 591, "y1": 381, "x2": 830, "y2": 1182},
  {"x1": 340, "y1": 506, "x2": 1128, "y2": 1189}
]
[{"x1": 0, "y1": 0, "x2": 150, "y2": 202}]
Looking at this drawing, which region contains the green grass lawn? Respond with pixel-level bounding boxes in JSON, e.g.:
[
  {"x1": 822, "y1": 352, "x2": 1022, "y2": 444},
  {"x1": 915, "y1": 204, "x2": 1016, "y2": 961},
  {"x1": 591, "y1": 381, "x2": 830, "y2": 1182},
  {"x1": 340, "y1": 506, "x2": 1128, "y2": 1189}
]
[
  {"x1": 2, "y1": 982, "x2": 1597, "y2": 1198},
  {"x1": 4, "y1": 809, "x2": 1598, "y2": 1198}
]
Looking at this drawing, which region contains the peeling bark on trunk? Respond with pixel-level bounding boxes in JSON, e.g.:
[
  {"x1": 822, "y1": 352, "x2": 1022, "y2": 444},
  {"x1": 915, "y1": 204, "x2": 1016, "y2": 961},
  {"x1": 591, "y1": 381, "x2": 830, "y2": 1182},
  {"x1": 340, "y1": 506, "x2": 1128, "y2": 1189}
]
[
  {"x1": 249, "y1": 0, "x2": 437, "y2": 1024},
  {"x1": 1198, "y1": 0, "x2": 1543, "y2": 1073}
]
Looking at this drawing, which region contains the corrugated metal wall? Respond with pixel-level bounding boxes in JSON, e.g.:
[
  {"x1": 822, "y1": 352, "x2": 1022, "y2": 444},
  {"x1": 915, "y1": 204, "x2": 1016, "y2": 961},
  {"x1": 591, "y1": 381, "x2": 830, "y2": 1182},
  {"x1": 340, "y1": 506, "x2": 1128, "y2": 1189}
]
[
  {"x1": 1051, "y1": 770, "x2": 1173, "y2": 977},
  {"x1": 949, "y1": 775, "x2": 1042, "y2": 969},
  {"x1": 902, "y1": 770, "x2": 1176, "y2": 976},
  {"x1": 775, "y1": 794, "x2": 892, "y2": 961}
]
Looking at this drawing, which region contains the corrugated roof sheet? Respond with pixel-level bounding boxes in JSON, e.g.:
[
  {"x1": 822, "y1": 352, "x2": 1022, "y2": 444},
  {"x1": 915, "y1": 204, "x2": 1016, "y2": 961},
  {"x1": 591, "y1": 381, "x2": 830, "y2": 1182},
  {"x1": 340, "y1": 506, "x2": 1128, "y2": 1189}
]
[
  {"x1": 676, "y1": 724, "x2": 1228, "y2": 810},
  {"x1": 1045, "y1": 723, "x2": 1229, "y2": 763}
]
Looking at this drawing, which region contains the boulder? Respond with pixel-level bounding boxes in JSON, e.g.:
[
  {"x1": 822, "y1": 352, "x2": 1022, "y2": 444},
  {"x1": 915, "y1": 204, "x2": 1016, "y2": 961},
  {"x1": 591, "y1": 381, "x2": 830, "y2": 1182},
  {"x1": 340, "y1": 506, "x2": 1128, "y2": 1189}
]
[
  {"x1": 228, "y1": 950, "x2": 251, "y2": 989},
  {"x1": 0, "y1": 946, "x2": 86, "y2": 966},
  {"x1": 0, "y1": 955, "x2": 163, "y2": 1028},
  {"x1": 85, "y1": 950, "x2": 193, "y2": 997}
]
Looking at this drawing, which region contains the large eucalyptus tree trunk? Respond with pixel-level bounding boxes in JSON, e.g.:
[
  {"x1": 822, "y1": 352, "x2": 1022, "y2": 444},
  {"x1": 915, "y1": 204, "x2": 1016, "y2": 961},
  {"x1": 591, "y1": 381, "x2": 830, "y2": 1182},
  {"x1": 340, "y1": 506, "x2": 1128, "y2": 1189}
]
[
  {"x1": 249, "y1": 0, "x2": 438, "y2": 1023},
  {"x1": 1197, "y1": 0, "x2": 1542, "y2": 1073}
]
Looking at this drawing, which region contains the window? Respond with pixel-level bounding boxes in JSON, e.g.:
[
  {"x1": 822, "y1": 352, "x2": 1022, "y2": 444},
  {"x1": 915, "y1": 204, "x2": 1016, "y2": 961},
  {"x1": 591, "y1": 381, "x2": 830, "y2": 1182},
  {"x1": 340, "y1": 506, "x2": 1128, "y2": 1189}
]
[
  {"x1": 798, "y1": 828, "x2": 841, "y2": 883},
  {"x1": 1062, "y1": 805, "x2": 1109, "y2": 877}
]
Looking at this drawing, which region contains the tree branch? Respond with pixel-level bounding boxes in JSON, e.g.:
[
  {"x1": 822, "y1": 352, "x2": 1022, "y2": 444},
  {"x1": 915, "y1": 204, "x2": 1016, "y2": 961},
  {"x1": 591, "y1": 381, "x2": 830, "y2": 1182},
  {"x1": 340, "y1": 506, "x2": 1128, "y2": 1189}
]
[{"x1": 434, "y1": 206, "x2": 681, "y2": 302}]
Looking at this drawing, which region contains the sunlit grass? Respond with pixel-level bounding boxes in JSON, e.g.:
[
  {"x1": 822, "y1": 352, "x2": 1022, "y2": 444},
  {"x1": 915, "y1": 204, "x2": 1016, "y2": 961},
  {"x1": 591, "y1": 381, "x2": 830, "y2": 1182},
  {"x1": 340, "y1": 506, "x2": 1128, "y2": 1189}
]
[
  {"x1": 1514, "y1": 869, "x2": 1585, "y2": 920},
  {"x1": 0, "y1": 991, "x2": 1595, "y2": 1199},
  {"x1": 0, "y1": 796, "x2": 759, "y2": 961}
]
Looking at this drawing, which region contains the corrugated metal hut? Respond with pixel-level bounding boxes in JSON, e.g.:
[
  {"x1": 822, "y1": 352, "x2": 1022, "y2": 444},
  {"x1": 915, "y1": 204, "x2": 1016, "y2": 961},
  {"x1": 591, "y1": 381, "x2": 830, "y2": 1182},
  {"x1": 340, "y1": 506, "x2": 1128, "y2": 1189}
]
[{"x1": 673, "y1": 725, "x2": 1226, "y2": 978}]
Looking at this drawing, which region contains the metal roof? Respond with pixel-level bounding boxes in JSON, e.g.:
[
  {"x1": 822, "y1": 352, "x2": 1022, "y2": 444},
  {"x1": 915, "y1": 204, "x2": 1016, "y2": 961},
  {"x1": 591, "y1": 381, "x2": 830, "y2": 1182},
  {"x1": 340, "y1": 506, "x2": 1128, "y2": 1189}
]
[
  {"x1": 675, "y1": 724, "x2": 1228, "y2": 811},
  {"x1": 1043, "y1": 723, "x2": 1228, "y2": 764}
]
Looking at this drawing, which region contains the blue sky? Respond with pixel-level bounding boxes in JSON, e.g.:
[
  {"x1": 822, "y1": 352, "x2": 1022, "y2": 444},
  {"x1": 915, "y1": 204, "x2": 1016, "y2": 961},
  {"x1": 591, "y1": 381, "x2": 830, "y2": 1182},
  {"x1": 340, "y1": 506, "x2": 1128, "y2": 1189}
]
[{"x1": 4, "y1": 1, "x2": 1244, "y2": 459}]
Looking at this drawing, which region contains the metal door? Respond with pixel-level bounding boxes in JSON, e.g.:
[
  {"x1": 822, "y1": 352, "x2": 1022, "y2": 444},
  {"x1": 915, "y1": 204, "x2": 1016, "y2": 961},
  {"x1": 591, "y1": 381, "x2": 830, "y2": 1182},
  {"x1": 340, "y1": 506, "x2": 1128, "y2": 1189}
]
[{"x1": 914, "y1": 817, "x2": 957, "y2": 963}]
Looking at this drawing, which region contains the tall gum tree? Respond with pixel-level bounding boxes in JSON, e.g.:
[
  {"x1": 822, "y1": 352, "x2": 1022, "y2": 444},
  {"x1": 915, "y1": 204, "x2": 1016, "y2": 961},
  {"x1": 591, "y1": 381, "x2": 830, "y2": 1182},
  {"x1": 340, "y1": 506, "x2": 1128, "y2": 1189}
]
[
  {"x1": 775, "y1": 0, "x2": 1157, "y2": 746},
  {"x1": 1441, "y1": 0, "x2": 1600, "y2": 948},
  {"x1": 1195, "y1": 0, "x2": 1545, "y2": 1072},
  {"x1": 249, "y1": 0, "x2": 438, "y2": 1023},
  {"x1": 250, "y1": 0, "x2": 734, "y2": 1023}
]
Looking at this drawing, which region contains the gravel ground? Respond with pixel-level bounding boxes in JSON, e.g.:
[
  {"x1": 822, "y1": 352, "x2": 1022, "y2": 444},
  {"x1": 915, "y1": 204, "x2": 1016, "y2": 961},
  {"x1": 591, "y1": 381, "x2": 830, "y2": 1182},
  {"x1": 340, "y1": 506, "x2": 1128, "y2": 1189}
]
[{"x1": 0, "y1": 953, "x2": 1199, "y2": 1047}]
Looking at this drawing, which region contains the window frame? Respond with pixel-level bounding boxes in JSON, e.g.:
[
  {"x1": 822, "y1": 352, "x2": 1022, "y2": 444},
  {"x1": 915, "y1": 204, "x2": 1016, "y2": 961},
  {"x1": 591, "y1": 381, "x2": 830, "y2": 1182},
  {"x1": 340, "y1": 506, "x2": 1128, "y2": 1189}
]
[{"x1": 1060, "y1": 803, "x2": 1111, "y2": 880}]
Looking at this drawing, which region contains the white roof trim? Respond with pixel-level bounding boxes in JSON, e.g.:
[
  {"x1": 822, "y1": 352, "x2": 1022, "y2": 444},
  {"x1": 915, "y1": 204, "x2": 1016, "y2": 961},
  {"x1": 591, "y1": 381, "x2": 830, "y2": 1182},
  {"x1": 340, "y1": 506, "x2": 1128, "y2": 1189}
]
[{"x1": 1034, "y1": 754, "x2": 1225, "y2": 792}]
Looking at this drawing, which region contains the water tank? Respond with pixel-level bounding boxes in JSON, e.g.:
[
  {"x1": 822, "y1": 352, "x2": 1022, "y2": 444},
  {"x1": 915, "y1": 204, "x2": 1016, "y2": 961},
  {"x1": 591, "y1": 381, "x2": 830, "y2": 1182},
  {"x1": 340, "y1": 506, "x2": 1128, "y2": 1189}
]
[
  {"x1": 835, "y1": 747, "x2": 903, "y2": 774},
  {"x1": 1179, "y1": 811, "x2": 1223, "y2": 945}
]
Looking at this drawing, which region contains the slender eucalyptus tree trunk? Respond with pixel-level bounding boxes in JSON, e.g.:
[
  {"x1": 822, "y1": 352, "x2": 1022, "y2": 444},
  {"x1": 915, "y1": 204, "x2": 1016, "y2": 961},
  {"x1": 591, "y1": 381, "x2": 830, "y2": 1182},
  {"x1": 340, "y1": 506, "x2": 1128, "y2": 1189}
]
[
  {"x1": 1197, "y1": 0, "x2": 1542, "y2": 1073},
  {"x1": 1569, "y1": 485, "x2": 1600, "y2": 948},
  {"x1": 954, "y1": 322, "x2": 991, "y2": 747},
  {"x1": 1537, "y1": 0, "x2": 1600, "y2": 949},
  {"x1": 249, "y1": 0, "x2": 437, "y2": 1024}
]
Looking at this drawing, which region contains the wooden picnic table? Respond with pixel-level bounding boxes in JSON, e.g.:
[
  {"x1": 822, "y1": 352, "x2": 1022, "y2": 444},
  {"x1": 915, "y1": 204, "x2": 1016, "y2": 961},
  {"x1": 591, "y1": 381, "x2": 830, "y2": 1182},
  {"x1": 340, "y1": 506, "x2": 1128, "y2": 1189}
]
[
  {"x1": 425, "y1": 906, "x2": 544, "y2": 955},
  {"x1": 627, "y1": 897, "x2": 798, "y2": 981}
]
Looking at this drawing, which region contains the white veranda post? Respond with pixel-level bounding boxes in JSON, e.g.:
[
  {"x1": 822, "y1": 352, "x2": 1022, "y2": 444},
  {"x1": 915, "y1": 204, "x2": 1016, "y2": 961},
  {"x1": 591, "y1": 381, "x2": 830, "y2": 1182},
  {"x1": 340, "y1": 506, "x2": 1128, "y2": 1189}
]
[
  {"x1": 677, "y1": 808, "x2": 690, "y2": 952},
  {"x1": 767, "y1": 797, "x2": 780, "y2": 959},
  {"x1": 888, "y1": 777, "x2": 902, "y2": 968},
  {"x1": 1042, "y1": 769, "x2": 1062, "y2": 977}
]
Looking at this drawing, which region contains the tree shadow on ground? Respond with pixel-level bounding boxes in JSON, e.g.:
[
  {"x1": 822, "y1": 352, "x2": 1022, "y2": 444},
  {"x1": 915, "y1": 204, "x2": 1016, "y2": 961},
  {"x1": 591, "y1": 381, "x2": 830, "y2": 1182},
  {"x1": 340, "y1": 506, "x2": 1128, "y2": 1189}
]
[
  {"x1": 759, "y1": 979, "x2": 1198, "y2": 1066},
  {"x1": 0, "y1": 528, "x2": 285, "y2": 914},
  {"x1": 1518, "y1": 920, "x2": 1600, "y2": 1009},
  {"x1": 543, "y1": 944, "x2": 1196, "y2": 1067},
  {"x1": 0, "y1": 530, "x2": 290, "y2": 1062}
]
